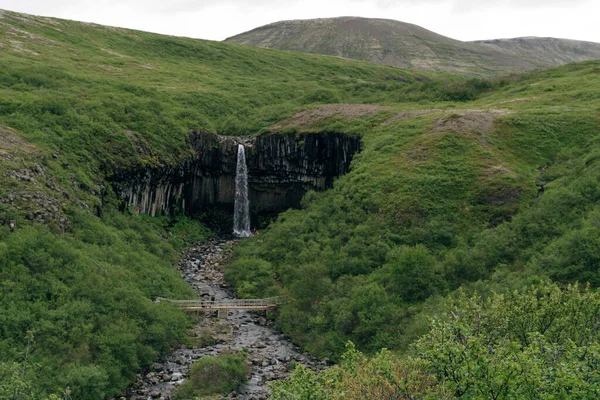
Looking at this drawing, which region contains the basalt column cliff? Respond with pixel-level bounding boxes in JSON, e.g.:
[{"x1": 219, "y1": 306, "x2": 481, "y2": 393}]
[{"x1": 114, "y1": 132, "x2": 361, "y2": 217}]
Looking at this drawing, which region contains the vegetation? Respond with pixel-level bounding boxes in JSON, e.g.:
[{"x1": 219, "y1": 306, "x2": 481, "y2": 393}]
[
  {"x1": 1, "y1": 8, "x2": 600, "y2": 399},
  {"x1": 175, "y1": 352, "x2": 249, "y2": 399},
  {"x1": 0, "y1": 209, "x2": 202, "y2": 398},
  {"x1": 0, "y1": 10, "x2": 457, "y2": 397},
  {"x1": 228, "y1": 60, "x2": 600, "y2": 360},
  {"x1": 271, "y1": 282, "x2": 600, "y2": 399}
]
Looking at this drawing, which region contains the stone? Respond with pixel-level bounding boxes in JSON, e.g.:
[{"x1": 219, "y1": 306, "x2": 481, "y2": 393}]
[
  {"x1": 123, "y1": 239, "x2": 321, "y2": 400},
  {"x1": 151, "y1": 363, "x2": 163, "y2": 371},
  {"x1": 112, "y1": 132, "x2": 360, "y2": 217}
]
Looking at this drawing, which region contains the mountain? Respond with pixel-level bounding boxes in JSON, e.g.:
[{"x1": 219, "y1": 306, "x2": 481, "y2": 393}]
[
  {"x1": 226, "y1": 17, "x2": 600, "y2": 75},
  {"x1": 471, "y1": 36, "x2": 600, "y2": 66}
]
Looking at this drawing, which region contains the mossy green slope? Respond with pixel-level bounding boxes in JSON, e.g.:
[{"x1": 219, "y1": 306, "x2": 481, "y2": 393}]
[
  {"x1": 0, "y1": 9, "x2": 455, "y2": 398},
  {"x1": 228, "y1": 62, "x2": 600, "y2": 358},
  {"x1": 0, "y1": 9, "x2": 457, "y2": 222}
]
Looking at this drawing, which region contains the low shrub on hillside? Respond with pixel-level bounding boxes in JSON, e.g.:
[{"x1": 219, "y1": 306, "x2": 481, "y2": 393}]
[
  {"x1": 271, "y1": 282, "x2": 600, "y2": 399},
  {"x1": 175, "y1": 352, "x2": 249, "y2": 399},
  {"x1": 0, "y1": 209, "x2": 197, "y2": 398}
]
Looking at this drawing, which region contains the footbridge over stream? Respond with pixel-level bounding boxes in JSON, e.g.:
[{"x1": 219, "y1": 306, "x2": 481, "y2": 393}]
[{"x1": 155, "y1": 296, "x2": 284, "y2": 313}]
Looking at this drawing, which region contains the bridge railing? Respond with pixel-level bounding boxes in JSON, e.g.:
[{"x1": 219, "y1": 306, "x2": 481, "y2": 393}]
[{"x1": 155, "y1": 296, "x2": 285, "y2": 308}]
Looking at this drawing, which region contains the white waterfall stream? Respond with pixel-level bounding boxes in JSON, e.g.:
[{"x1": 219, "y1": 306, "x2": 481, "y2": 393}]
[{"x1": 233, "y1": 144, "x2": 252, "y2": 237}]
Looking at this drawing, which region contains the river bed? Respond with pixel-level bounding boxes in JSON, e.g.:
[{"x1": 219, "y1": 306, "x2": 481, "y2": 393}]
[{"x1": 124, "y1": 239, "x2": 324, "y2": 400}]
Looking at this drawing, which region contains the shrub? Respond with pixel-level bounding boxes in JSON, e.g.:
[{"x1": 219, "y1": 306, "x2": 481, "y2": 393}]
[
  {"x1": 273, "y1": 282, "x2": 600, "y2": 399},
  {"x1": 270, "y1": 342, "x2": 447, "y2": 400},
  {"x1": 416, "y1": 282, "x2": 600, "y2": 398},
  {"x1": 175, "y1": 352, "x2": 249, "y2": 398}
]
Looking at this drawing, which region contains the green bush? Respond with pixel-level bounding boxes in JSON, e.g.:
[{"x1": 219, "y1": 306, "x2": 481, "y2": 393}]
[
  {"x1": 175, "y1": 352, "x2": 249, "y2": 398},
  {"x1": 0, "y1": 210, "x2": 196, "y2": 398},
  {"x1": 272, "y1": 282, "x2": 600, "y2": 399},
  {"x1": 416, "y1": 282, "x2": 600, "y2": 398}
]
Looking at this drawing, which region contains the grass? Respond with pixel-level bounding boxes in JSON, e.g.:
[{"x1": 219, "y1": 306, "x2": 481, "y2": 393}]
[{"x1": 0, "y1": 9, "x2": 462, "y2": 223}]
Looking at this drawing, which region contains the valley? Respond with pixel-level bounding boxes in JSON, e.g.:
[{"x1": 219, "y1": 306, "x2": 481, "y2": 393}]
[{"x1": 1, "y1": 7, "x2": 600, "y2": 400}]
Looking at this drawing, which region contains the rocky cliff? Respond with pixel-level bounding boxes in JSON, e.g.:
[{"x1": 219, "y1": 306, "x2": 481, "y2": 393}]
[{"x1": 112, "y1": 132, "x2": 361, "y2": 218}]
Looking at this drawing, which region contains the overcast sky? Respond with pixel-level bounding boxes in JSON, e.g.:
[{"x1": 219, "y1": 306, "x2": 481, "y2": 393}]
[{"x1": 1, "y1": 0, "x2": 599, "y2": 43}]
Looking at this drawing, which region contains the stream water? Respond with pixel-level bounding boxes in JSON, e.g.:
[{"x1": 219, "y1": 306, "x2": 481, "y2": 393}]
[{"x1": 124, "y1": 239, "x2": 324, "y2": 400}]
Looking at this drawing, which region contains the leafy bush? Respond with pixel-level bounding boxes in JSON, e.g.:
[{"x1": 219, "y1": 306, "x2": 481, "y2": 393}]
[
  {"x1": 0, "y1": 210, "x2": 196, "y2": 398},
  {"x1": 416, "y1": 282, "x2": 600, "y2": 398},
  {"x1": 270, "y1": 342, "x2": 446, "y2": 400},
  {"x1": 439, "y1": 78, "x2": 493, "y2": 101},
  {"x1": 272, "y1": 282, "x2": 600, "y2": 399},
  {"x1": 175, "y1": 352, "x2": 249, "y2": 398}
]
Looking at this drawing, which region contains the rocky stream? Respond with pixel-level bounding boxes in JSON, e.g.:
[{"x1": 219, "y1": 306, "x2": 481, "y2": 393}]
[{"x1": 124, "y1": 239, "x2": 325, "y2": 399}]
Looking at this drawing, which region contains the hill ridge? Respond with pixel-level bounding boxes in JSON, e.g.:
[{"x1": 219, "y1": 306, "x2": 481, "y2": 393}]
[{"x1": 226, "y1": 16, "x2": 600, "y2": 76}]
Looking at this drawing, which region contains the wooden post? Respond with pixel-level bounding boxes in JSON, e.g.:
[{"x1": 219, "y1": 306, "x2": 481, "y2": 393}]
[{"x1": 218, "y1": 309, "x2": 228, "y2": 320}]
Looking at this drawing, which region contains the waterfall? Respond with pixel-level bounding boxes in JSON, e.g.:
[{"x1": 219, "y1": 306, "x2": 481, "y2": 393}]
[{"x1": 233, "y1": 144, "x2": 252, "y2": 237}]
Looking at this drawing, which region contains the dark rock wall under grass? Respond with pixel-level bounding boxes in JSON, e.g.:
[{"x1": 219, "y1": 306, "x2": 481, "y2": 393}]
[{"x1": 113, "y1": 131, "x2": 361, "y2": 217}]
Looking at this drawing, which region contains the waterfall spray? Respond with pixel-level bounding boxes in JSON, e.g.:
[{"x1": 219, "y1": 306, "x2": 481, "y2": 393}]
[{"x1": 233, "y1": 144, "x2": 251, "y2": 237}]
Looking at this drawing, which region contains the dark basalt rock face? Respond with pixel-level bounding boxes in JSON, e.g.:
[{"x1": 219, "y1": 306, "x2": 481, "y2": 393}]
[{"x1": 112, "y1": 131, "x2": 361, "y2": 217}]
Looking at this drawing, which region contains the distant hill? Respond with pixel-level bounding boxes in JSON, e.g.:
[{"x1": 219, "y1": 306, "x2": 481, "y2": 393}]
[
  {"x1": 226, "y1": 17, "x2": 600, "y2": 76},
  {"x1": 470, "y1": 37, "x2": 600, "y2": 67}
]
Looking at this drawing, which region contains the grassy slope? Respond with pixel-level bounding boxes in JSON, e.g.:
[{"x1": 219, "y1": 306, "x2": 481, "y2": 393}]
[
  {"x1": 228, "y1": 62, "x2": 600, "y2": 358},
  {"x1": 0, "y1": 9, "x2": 456, "y2": 398},
  {"x1": 1, "y1": 8, "x2": 600, "y2": 398},
  {"x1": 0, "y1": 10, "x2": 454, "y2": 221}
]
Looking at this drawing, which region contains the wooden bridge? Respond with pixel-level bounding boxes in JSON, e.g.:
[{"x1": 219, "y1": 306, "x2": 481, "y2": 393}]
[{"x1": 155, "y1": 296, "x2": 284, "y2": 312}]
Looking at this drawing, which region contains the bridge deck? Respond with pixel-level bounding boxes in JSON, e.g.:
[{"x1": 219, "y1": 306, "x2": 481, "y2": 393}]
[{"x1": 156, "y1": 296, "x2": 283, "y2": 311}]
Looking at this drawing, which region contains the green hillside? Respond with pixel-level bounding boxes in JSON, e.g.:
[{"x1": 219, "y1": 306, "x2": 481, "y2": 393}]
[
  {"x1": 472, "y1": 36, "x2": 600, "y2": 66},
  {"x1": 1, "y1": 8, "x2": 600, "y2": 399},
  {"x1": 0, "y1": 9, "x2": 454, "y2": 398},
  {"x1": 229, "y1": 61, "x2": 600, "y2": 358},
  {"x1": 0, "y1": 10, "x2": 453, "y2": 221}
]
